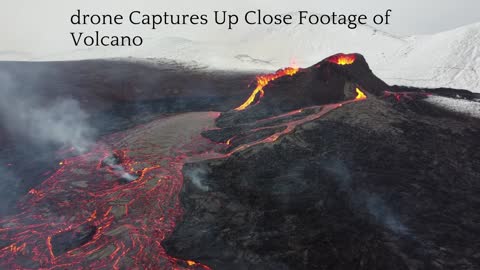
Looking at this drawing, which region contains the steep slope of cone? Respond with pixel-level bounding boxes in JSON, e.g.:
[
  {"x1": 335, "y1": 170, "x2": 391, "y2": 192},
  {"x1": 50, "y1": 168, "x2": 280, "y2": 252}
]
[{"x1": 216, "y1": 53, "x2": 389, "y2": 127}]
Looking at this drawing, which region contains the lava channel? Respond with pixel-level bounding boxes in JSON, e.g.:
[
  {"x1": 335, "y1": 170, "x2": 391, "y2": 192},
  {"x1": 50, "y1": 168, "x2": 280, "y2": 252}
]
[{"x1": 235, "y1": 66, "x2": 299, "y2": 111}]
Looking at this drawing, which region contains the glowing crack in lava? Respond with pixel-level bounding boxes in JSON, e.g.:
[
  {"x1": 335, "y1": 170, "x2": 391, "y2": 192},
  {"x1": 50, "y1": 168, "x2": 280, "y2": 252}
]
[
  {"x1": 383, "y1": 90, "x2": 430, "y2": 102},
  {"x1": 328, "y1": 53, "x2": 356, "y2": 65},
  {"x1": 0, "y1": 66, "x2": 368, "y2": 269},
  {"x1": 235, "y1": 67, "x2": 299, "y2": 111}
]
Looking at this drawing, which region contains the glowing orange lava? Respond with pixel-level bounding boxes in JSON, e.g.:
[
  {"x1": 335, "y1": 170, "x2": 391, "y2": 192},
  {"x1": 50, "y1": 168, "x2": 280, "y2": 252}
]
[
  {"x1": 355, "y1": 88, "x2": 367, "y2": 100},
  {"x1": 328, "y1": 53, "x2": 356, "y2": 65},
  {"x1": 235, "y1": 67, "x2": 299, "y2": 111},
  {"x1": 0, "y1": 113, "x2": 220, "y2": 269}
]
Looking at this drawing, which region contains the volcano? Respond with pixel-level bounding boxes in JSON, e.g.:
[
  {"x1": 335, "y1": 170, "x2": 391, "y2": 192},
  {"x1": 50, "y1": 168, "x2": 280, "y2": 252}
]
[
  {"x1": 217, "y1": 53, "x2": 388, "y2": 127},
  {"x1": 163, "y1": 54, "x2": 480, "y2": 270},
  {"x1": 0, "y1": 54, "x2": 479, "y2": 269}
]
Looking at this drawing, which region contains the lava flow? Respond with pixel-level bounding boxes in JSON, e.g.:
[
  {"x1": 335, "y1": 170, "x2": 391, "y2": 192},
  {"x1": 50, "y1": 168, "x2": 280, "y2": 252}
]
[
  {"x1": 235, "y1": 66, "x2": 299, "y2": 111},
  {"x1": 228, "y1": 87, "x2": 368, "y2": 153},
  {"x1": 0, "y1": 112, "x2": 219, "y2": 269},
  {"x1": 235, "y1": 53, "x2": 357, "y2": 111}
]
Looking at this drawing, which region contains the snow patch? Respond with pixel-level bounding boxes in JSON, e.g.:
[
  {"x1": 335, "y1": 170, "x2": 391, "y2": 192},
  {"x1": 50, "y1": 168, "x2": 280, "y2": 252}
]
[{"x1": 426, "y1": 96, "x2": 480, "y2": 118}]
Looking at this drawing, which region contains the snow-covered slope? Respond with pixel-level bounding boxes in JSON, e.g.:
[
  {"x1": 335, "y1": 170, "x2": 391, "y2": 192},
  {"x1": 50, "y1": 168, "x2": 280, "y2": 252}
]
[
  {"x1": 229, "y1": 22, "x2": 480, "y2": 92},
  {"x1": 378, "y1": 23, "x2": 480, "y2": 92},
  {"x1": 2, "y1": 22, "x2": 480, "y2": 92},
  {"x1": 426, "y1": 95, "x2": 480, "y2": 118}
]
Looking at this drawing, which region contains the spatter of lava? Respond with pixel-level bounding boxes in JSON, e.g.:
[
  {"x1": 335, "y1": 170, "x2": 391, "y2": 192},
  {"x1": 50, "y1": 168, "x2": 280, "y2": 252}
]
[
  {"x1": 235, "y1": 67, "x2": 299, "y2": 111},
  {"x1": 328, "y1": 53, "x2": 356, "y2": 65},
  {"x1": 0, "y1": 65, "x2": 369, "y2": 270}
]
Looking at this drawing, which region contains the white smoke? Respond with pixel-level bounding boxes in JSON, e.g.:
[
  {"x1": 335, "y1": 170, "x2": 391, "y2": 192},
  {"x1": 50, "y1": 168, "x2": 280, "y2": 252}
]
[
  {"x1": 0, "y1": 71, "x2": 95, "y2": 153},
  {"x1": 102, "y1": 155, "x2": 138, "y2": 183},
  {"x1": 325, "y1": 160, "x2": 409, "y2": 235},
  {"x1": 364, "y1": 193, "x2": 409, "y2": 235},
  {"x1": 186, "y1": 167, "x2": 210, "y2": 191}
]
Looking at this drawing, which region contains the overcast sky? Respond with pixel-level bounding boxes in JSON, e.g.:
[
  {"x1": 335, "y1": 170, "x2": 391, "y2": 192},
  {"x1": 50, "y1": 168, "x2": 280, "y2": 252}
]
[{"x1": 1, "y1": 0, "x2": 480, "y2": 56}]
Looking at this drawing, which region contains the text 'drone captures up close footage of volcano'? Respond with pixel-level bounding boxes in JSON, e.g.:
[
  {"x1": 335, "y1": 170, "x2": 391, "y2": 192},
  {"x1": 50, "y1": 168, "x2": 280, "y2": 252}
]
[{"x1": 0, "y1": 53, "x2": 479, "y2": 269}]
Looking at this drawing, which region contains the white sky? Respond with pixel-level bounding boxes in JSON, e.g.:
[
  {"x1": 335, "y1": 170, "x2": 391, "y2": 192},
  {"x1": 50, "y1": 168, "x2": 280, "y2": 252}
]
[{"x1": 1, "y1": 0, "x2": 480, "y2": 56}]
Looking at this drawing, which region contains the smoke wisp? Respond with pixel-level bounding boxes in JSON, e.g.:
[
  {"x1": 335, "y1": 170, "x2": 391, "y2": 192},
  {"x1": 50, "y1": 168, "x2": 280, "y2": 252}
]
[
  {"x1": 0, "y1": 71, "x2": 95, "y2": 153},
  {"x1": 324, "y1": 160, "x2": 409, "y2": 235},
  {"x1": 185, "y1": 166, "x2": 210, "y2": 191}
]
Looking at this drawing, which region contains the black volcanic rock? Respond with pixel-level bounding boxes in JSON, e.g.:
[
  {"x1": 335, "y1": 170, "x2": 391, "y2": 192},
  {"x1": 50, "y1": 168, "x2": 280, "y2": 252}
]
[
  {"x1": 164, "y1": 54, "x2": 480, "y2": 269},
  {"x1": 51, "y1": 224, "x2": 97, "y2": 256},
  {"x1": 390, "y1": 85, "x2": 480, "y2": 100},
  {"x1": 166, "y1": 96, "x2": 480, "y2": 270}
]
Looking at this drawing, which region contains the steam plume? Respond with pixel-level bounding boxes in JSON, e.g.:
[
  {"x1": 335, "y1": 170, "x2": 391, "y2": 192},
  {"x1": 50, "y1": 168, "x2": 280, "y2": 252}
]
[{"x1": 0, "y1": 71, "x2": 95, "y2": 153}]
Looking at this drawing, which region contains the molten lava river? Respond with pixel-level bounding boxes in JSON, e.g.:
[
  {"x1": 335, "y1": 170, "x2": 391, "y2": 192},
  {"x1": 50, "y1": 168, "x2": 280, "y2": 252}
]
[{"x1": 0, "y1": 64, "x2": 367, "y2": 269}]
